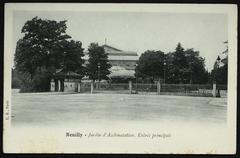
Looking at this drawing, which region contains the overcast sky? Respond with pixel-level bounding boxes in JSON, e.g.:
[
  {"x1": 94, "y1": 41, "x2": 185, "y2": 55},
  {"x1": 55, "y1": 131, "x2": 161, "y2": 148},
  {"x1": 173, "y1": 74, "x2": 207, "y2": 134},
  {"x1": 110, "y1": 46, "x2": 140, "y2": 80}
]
[{"x1": 12, "y1": 11, "x2": 228, "y2": 70}]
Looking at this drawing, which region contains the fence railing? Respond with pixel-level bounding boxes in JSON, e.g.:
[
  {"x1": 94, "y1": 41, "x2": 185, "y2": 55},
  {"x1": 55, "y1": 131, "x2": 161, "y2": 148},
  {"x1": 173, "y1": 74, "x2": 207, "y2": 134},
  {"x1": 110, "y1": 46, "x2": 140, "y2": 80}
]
[
  {"x1": 217, "y1": 84, "x2": 227, "y2": 90},
  {"x1": 78, "y1": 82, "x2": 227, "y2": 97},
  {"x1": 133, "y1": 83, "x2": 157, "y2": 92},
  {"x1": 159, "y1": 84, "x2": 213, "y2": 97},
  {"x1": 98, "y1": 83, "x2": 129, "y2": 91}
]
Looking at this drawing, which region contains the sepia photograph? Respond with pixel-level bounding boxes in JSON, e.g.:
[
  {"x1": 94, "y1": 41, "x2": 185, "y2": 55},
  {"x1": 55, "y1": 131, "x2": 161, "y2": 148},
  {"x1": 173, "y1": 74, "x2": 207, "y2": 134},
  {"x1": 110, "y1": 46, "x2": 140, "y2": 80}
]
[{"x1": 4, "y1": 3, "x2": 237, "y2": 154}]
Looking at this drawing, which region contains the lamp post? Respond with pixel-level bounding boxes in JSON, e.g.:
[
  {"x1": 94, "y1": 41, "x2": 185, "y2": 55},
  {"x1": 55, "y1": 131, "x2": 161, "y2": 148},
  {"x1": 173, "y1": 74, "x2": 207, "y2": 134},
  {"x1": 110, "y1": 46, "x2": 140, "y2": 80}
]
[
  {"x1": 216, "y1": 56, "x2": 221, "y2": 69},
  {"x1": 189, "y1": 60, "x2": 193, "y2": 84},
  {"x1": 215, "y1": 56, "x2": 221, "y2": 82},
  {"x1": 215, "y1": 55, "x2": 221, "y2": 97},
  {"x1": 190, "y1": 70, "x2": 193, "y2": 84},
  {"x1": 97, "y1": 62, "x2": 100, "y2": 82},
  {"x1": 135, "y1": 63, "x2": 138, "y2": 94},
  {"x1": 163, "y1": 59, "x2": 166, "y2": 84}
]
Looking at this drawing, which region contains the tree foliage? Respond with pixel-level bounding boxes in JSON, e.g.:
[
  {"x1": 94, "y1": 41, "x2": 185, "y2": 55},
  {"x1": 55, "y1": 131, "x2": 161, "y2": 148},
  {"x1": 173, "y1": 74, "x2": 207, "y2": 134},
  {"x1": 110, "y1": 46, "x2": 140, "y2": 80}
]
[
  {"x1": 136, "y1": 50, "x2": 165, "y2": 81},
  {"x1": 14, "y1": 17, "x2": 85, "y2": 92},
  {"x1": 60, "y1": 40, "x2": 85, "y2": 76},
  {"x1": 136, "y1": 43, "x2": 209, "y2": 84},
  {"x1": 86, "y1": 43, "x2": 111, "y2": 81},
  {"x1": 12, "y1": 68, "x2": 21, "y2": 89},
  {"x1": 166, "y1": 44, "x2": 209, "y2": 84},
  {"x1": 211, "y1": 41, "x2": 228, "y2": 84}
]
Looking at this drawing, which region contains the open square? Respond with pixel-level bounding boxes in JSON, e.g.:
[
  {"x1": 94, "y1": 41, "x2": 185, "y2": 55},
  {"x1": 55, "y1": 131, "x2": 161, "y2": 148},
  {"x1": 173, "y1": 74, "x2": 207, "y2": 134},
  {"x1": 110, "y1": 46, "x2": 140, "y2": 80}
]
[{"x1": 12, "y1": 91, "x2": 227, "y2": 127}]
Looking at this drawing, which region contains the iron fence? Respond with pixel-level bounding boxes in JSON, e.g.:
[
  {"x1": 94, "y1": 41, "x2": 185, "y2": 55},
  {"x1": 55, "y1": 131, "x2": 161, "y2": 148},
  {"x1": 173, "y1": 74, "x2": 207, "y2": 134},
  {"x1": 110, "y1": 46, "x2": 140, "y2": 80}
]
[
  {"x1": 80, "y1": 82, "x2": 92, "y2": 93},
  {"x1": 217, "y1": 84, "x2": 227, "y2": 90},
  {"x1": 80, "y1": 82, "x2": 227, "y2": 97},
  {"x1": 132, "y1": 83, "x2": 157, "y2": 92},
  {"x1": 159, "y1": 84, "x2": 213, "y2": 97},
  {"x1": 98, "y1": 83, "x2": 129, "y2": 91}
]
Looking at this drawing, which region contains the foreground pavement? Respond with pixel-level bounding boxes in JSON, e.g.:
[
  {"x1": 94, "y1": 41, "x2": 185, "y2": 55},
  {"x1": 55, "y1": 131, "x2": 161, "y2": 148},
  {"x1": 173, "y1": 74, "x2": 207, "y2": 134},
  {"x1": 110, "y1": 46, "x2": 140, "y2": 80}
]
[{"x1": 11, "y1": 91, "x2": 227, "y2": 127}]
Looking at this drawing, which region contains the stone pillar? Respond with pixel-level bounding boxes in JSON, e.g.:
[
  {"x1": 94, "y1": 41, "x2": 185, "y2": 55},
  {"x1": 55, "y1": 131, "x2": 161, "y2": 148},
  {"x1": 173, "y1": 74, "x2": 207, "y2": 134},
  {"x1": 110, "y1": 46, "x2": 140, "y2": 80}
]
[
  {"x1": 129, "y1": 80, "x2": 132, "y2": 94},
  {"x1": 58, "y1": 80, "x2": 61, "y2": 92},
  {"x1": 96, "y1": 81, "x2": 99, "y2": 90},
  {"x1": 212, "y1": 82, "x2": 216, "y2": 97},
  {"x1": 157, "y1": 80, "x2": 161, "y2": 95},
  {"x1": 77, "y1": 82, "x2": 81, "y2": 93},
  {"x1": 91, "y1": 81, "x2": 94, "y2": 94}
]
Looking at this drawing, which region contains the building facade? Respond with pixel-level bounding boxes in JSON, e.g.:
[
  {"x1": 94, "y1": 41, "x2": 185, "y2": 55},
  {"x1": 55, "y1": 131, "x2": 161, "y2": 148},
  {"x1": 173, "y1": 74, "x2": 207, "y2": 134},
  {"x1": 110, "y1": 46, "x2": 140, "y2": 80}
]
[
  {"x1": 102, "y1": 45, "x2": 138, "y2": 70},
  {"x1": 51, "y1": 45, "x2": 138, "y2": 92},
  {"x1": 50, "y1": 70, "x2": 81, "y2": 92},
  {"x1": 83, "y1": 44, "x2": 138, "y2": 70}
]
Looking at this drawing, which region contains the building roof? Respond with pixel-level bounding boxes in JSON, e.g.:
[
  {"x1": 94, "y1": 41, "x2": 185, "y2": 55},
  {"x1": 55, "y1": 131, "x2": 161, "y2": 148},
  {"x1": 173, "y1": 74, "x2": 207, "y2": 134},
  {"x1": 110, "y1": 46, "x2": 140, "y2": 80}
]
[
  {"x1": 83, "y1": 44, "x2": 138, "y2": 61},
  {"x1": 54, "y1": 69, "x2": 81, "y2": 78},
  {"x1": 103, "y1": 44, "x2": 138, "y2": 56},
  {"x1": 102, "y1": 44, "x2": 122, "y2": 51},
  {"x1": 83, "y1": 55, "x2": 138, "y2": 61}
]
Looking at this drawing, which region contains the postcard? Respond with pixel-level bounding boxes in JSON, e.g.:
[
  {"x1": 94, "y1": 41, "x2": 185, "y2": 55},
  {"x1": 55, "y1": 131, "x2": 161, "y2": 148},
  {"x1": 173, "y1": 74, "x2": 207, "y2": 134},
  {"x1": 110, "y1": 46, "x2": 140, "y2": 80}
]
[{"x1": 3, "y1": 3, "x2": 237, "y2": 154}]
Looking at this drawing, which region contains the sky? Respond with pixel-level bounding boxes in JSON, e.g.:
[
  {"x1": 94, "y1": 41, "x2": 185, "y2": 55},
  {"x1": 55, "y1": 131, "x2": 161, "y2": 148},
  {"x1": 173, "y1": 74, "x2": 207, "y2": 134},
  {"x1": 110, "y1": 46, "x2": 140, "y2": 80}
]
[{"x1": 12, "y1": 10, "x2": 228, "y2": 71}]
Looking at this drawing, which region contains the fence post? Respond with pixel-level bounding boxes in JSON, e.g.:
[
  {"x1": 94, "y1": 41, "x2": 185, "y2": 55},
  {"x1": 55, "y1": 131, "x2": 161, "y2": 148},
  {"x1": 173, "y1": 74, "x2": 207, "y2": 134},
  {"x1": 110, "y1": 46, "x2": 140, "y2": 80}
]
[
  {"x1": 58, "y1": 80, "x2": 61, "y2": 92},
  {"x1": 157, "y1": 80, "x2": 161, "y2": 95},
  {"x1": 212, "y1": 82, "x2": 216, "y2": 97},
  {"x1": 77, "y1": 82, "x2": 81, "y2": 93},
  {"x1": 129, "y1": 80, "x2": 132, "y2": 94},
  {"x1": 91, "y1": 81, "x2": 94, "y2": 94},
  {"x1": 96, "y1": 81, "x2": 99, "y2": 90}
]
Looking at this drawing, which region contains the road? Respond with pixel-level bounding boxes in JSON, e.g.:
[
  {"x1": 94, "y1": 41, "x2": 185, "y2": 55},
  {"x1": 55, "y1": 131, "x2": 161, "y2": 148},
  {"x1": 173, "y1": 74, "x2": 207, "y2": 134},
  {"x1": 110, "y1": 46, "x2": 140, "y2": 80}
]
[{"x1": 11, "y1": 90, "x2": 227, "y2": 127}]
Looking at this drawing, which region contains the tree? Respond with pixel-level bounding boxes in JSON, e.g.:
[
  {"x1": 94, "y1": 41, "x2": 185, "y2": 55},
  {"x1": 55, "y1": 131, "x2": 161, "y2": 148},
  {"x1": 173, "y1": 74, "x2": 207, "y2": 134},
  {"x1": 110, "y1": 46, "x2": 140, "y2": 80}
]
[
  {"x1": 136, "y1": 50, "x2": 165, "y2": 82},
  {"x1": 213, "y1": 64, "x2": 227, "y2": 84},
  {"x1": 165, "y1": 52, "x2": 177, "y2": 83},
  {"x1": 14, "y1": 17, "x2": 84, "y2": 92},
  {"x1": 137, "y1": 43, "x2": 209, "y2": 84},
  {"x1": 172, "y1": 43, "x2": 188, "y2": 83},
  {"x1": 211, "y1": 41, "x2": 228, "y2": 84},
  {"x1": 60, "y1": 40, "x2": 85, "y2": 77},
  {"x1": 166, "y1": 43, "x2": 209, "y2": 84},
  {"x1": 12, "y1": 68, "x2": 20, "y2": 89},
  {"x1": 86, "y1": 43, "x2": 111, "y2": 81},
  {"x1": 19, "y1": 17, "x2": 71, "y2": 72},
  {"x1": 185, "y1": 49, "x2": 208, "y2": 84}
]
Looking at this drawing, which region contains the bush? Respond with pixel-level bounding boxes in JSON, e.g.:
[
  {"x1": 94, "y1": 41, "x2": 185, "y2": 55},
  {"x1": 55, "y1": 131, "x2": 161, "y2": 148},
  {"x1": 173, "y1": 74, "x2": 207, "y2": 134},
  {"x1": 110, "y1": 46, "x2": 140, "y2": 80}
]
[{"x1": 17, "y1": 67, "x2": 52, "y2": 93}]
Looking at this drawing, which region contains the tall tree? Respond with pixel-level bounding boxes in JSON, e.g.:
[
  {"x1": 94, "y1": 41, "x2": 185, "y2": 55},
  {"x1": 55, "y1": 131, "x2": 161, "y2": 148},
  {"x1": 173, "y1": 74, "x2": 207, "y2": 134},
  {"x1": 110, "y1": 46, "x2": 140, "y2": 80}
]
[
  {"x1": 86, "y1": 43, "x2": 111, "y2": 81},
  {"x1": 136, "y1": 50, "x2": 165, "y2": 82},
  {"x1": 60, "y1": 40, "x2": 85, "y2": 77},
  {"x1": 14, "y1": 17, "x2": 84, "y2": 92},
  {"x1": 172, "y1": 43, "x2": 188, "y2": 83},
  {"x1": 165, "y1": 52, "x2": 177, "y2": 83},
  {"x1": 138, "y1": 44, "x2": 209, "y2": 84},
  {"x1": 19, "y1": 17, "x2": 71, "y2": 71},
  {"x1": 185, "y1": 49, "x2": 208, "y2": 84}
]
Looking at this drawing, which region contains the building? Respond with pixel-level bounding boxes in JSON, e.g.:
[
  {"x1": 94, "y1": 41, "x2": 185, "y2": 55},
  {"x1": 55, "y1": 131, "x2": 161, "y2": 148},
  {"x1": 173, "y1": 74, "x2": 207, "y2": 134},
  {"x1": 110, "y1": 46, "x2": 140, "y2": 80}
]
[
  {"x1": 51, "y1": 44, "x2": 138, "y2": 92},
  {"x1": 102, "y1": 44, "x2": 138, "y2": 70},
  {"x1": 83, "y1": 44, "x2": 138, "y2": 79},
  {"x1": 50, "y1": 70, "x2": 81, "y2": 92}
]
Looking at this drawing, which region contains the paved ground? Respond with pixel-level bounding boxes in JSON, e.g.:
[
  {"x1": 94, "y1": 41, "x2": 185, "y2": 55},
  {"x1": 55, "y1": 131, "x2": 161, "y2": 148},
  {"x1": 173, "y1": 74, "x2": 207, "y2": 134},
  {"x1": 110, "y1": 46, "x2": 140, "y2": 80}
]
[{"x1": 11, "y1": 90, "x2": 227, "y2": 127}]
